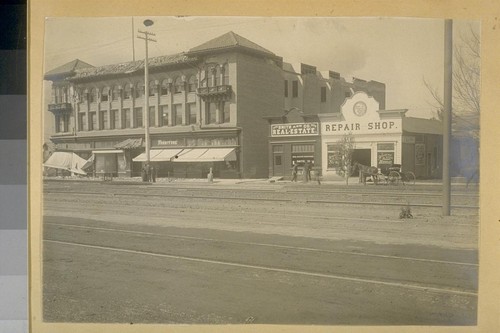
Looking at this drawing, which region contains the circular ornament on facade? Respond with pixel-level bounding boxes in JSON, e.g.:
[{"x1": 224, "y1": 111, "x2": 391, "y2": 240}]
[{"x1": 353, "y1": 101, "x2": 367, "y2": 117}]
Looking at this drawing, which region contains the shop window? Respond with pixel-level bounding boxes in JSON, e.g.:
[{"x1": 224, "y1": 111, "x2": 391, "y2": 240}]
[
  {"x1": 187, "y1": 76, "x2": 197, "y2": 93},
  {"x1": 149, "y1": 106, "x2": 155, "y2": 127},
  {"x1": 134, "y1": 107, "x2": 143, "y2": 128},
  {"x1": 377, "y1": 142, "x2": 395, "y2": 172},
  {"x1": 292, "y1": 144, "x2": 314, "y2": 153},
  {"x1": 327, "y1": 144, "x2": 341, "y2": 169},
  {"x1": 101, "y1": 87, "x2": 110, "y2": 102},
  {"x1": 160, "y1": 105, "x2": 169, "y2": 126},
  {"x1": 292, "y1": 80, "x2": 298, "y2": 98},
  {"x1": 122, "y1": 108, "x2": 131, "y2": 128},
  {"x1": 321, "y1": 86, "x2": 326, "y2": 103},
  {"x1": 284, "y1": 80, "x2": 288, "y2": 97},
  {"x1": 272, "y1": 145, "x2": 283, "y2": 153},
  {"x1": 160, "y1": 79, "x2": 170, "y2": 95}
]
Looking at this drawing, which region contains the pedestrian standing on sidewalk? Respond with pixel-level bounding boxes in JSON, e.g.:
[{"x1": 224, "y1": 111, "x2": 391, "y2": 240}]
[
  {"x1": 151, "y1": 164, "x2": 156, "y2": 183},
  {"x1": 291, "y1": 162, "x2": 298, "y2": 182}
]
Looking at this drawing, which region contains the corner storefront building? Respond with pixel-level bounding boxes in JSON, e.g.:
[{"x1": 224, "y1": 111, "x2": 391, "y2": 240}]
[{"x1": 44, "y1": 31, "x2": 385, "y2": 179}]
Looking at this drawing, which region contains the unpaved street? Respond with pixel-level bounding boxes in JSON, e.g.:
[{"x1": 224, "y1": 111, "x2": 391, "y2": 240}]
[{"x1": 42, "y1": 180, "x2": 479, "y2": 325}]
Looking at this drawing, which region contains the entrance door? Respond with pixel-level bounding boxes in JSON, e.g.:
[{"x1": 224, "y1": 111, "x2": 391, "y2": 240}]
[
  {"x1": 351, "y1": 149, "x2": 371, "y2": 176},
  {"x1": 273, "y1": 154, "x2": 284, "y2": 176}
]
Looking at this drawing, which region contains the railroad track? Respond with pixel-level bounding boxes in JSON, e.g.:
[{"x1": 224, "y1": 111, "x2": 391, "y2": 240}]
[{"x1": 44, "y1": 189, "x2": 479, "y2": 210}]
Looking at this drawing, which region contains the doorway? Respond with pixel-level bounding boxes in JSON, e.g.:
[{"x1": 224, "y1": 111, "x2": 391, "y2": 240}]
[{"x1": 352, "y1": 149, "x2": 371, "y2": 176}]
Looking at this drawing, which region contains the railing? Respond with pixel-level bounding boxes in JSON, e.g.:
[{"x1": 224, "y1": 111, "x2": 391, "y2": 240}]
[
  {"x1": 197, "y1": 85, "x2": 232, "y2": 97},
  {"x1": 48, "y1": 102, "x2": 72, "y2": 113}
]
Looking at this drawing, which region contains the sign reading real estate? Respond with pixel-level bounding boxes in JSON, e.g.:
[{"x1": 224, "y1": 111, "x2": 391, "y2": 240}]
[{"x1": 271, "y1": 123, "x2": 319, "y2": 137}]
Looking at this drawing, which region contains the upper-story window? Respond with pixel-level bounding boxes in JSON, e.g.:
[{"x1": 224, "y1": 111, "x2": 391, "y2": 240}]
[
  {"x1": 223, "y1": 63, "x2": 229, "y2": 85},
  {"x1": 123, "y1": 84, "x2": 132, "y2": 99},
  {"x1": 214, "y1": 66, "x2": 222, "y2": 86},
  {"x1": 135, "y1": 82, "x2": 144, "y2": 99},
  {"x1": 320, "y1": 86, "x2": 326, "y2": 103},
  {"x1": 148, "y1": 80, "x2": 156, "y2": 96},
  {"x1": 89, "y1": 88, "x2": 97, "y2": 103},
  {"x1": 160, "y1": 79, "x2": 170, "y2": 96},
  {"x1": 101, "y1": 87, "x2": 110, "y2": 102},
  {"x1": 187, "y1": 76, "x2": 197, "y2": 93},
  {"x1": 174, "y1": 77, "x2": 183, "y2": 94},
  {"x1": 292, "y1": 80, "x2": 298, "y2": 98},
  {"x1": 79, "y1": 89, "x2": 87, "y2": 103},
  {"x1": 111, "y1": 86, "x2": 120, "y2": 101}
]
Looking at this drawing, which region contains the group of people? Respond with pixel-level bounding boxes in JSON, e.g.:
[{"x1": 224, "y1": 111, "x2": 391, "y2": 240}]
[
  {"x1": 291, "y1": 161, "x2": 321, "y2": 184},
  {"x1": 141, "y1": 163, "x2": 157, "y2": 183}
]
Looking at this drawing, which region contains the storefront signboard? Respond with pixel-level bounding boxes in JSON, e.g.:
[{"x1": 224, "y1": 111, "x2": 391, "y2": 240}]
[
  {"x1": 377, "y1": 152, "x2": 394, "y2": 166},
  {"x1": 271, "y1": 123, "x2": 319, "y2": 137}
]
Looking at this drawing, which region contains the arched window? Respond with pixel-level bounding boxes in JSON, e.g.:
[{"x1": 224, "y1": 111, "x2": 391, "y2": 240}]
[
  {"x1": 174, "y1": 77, "x2": 183, "y2": 94},
  {"x1": 123, "y1": 84, "x2": 132, "y2": 99},
  {"x1": 187, "y1": 75, "x2": 197, "y2": 93},
  {"x1": 148, "y1": 80, "x2": 156, "y2": 96},
  {"x1": 160, "y1": 79, "x2": 170, "y2": 96},
  {"x1": 89, "y1": 88, "x2": 96, "y2": 103},
  {"x1": 101, "y1": 87, "x2": 110, "y2": 102},
  {"x1": 135, "y1": 82, "x2": 144, "y2": 98},
  {"x1": 81, "y1": 89, "x2": 88, "y2": 103},
  {"x1": 112, "y1": 86, "x2": 120, "y2": 101},
  {"x1": 223, "y1": 63, "x2": 229, "y2": 85}
]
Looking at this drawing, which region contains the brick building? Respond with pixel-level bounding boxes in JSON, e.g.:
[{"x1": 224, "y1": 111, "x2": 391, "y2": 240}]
[{"x1": 44, "y1": 31, "x2": 386, "y2": 179}]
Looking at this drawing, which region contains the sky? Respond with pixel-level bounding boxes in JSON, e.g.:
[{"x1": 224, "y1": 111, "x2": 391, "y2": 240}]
[{"x1": 43, "y1": 16, "x2": 479, "y2": 122}]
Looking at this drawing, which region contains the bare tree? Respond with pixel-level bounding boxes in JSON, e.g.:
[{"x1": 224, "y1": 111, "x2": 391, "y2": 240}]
[
  {"x1": 424, "y1": 25, "x2": 480, "y2": 141},
  {"x1": 335, "y1": 133, "x2": 356, "y2": 185}
]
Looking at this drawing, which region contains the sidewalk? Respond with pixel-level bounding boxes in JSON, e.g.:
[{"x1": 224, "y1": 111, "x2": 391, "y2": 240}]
[{"x1": 43, "y1": 175, "x2": 478, "y2": 188}]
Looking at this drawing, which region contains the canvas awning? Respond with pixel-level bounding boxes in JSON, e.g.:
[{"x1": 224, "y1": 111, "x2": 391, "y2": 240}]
[
  {"x1": 173, "y1": 148, "x2": 236, "y2": 162},
  {"x1": 43, "y1": 151, "x2": 87, "y2": 175},
  {"x1": 132, "y1": 149, "x2": 183, "y2": 162},
  {"x1": 92, "y1": 150, "x2": 124, "y2": 154}
]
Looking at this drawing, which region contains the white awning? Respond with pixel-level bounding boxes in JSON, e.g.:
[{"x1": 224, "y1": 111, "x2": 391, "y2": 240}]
[
  {"x1": 132, "y1": 149, "x2": 183, "y2": 162},
  {"x1": 43, "y1": 152, "x2": 87, "y2": 175},
  {"x1": 153, "y1": 149, "x2": 184, "y2": 162},
  {"x1": 92, "y1": 150, "x2": 124, "y2": 154},
  {"x1": 173, "y1": 148, "x2": 236, "y2": 162}
]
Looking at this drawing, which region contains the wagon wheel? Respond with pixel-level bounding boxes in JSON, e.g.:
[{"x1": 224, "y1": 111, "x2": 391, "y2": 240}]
[
  {"x1": 403, "y1": 171, "x2": 416, "y2": 185},
  {"x1": 388, "y1": 171, "x2": 400, "y2": 185}
]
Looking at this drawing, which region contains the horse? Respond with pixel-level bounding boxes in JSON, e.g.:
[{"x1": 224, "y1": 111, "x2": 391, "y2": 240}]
[{"x1": 353, "y1": 162, "x2": 379, "y2": 185}]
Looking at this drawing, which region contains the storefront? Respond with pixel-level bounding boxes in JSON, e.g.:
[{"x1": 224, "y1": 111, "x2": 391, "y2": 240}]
[
  {"x1": 132, "y1": 132, "x2": 240, "y2": 179},
  {"x1": 320, "y1": 92, "x2": 442, "y2": 180},
  {"x1": 267, "y1": 121, "x2": 321, "y2": 179}
]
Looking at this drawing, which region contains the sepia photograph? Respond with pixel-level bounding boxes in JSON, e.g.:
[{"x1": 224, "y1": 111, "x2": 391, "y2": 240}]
[{"x1": 37, "y1": 14, "x2": 483, "y2": 328}]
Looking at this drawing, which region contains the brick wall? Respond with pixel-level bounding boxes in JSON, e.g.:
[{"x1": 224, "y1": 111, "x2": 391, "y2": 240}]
[{"x1": 236, "y1": 53, "x2": 283, "y2": 178}]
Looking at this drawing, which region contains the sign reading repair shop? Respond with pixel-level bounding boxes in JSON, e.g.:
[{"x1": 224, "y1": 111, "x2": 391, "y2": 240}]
[
  {"x1": 322, "y1": 119, "x2": 402, "y2": 135},
  {"x1": 271, "y1": 123, "x2": 319, "y2": 137}
]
